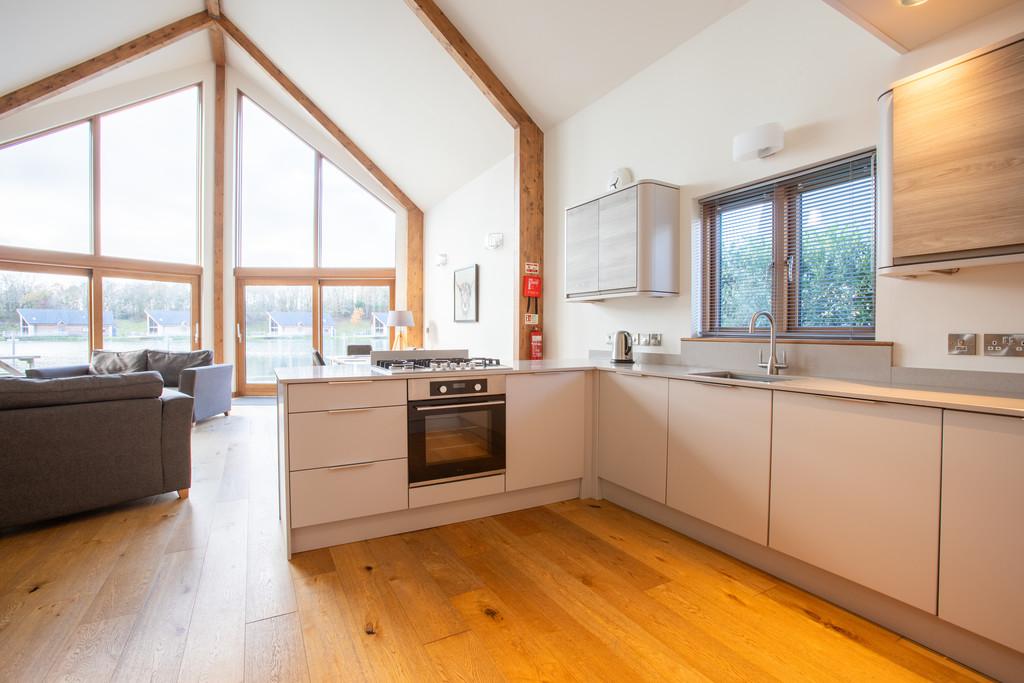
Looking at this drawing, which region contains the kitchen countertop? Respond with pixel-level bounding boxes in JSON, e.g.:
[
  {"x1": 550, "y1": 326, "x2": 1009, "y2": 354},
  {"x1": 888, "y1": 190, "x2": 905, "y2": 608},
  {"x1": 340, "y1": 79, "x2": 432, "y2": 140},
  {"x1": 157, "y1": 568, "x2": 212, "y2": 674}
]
[{"x1": 275, "y1": 359, "x2": 1024, "y2": 418}]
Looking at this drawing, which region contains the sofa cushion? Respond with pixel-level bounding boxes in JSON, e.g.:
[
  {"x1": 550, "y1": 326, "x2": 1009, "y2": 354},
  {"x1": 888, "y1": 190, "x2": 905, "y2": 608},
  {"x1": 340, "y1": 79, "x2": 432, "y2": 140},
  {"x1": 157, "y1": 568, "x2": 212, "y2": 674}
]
[
  {"x1": 0, "y1": 371, "x2": 164, "y2": 411},
  {"x1": 91, "y1": 349, "x2": 148, "y2": 375},
  {"x1": 146, "y1": 349, "x2": 213, "y2": 388}
]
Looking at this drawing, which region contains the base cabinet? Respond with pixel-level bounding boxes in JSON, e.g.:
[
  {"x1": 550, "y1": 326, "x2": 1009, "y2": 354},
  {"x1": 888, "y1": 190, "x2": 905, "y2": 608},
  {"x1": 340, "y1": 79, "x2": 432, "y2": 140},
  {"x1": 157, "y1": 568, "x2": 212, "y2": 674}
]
[
  {"x1": 769, "y1": 392, "x2": 941, "y2": 612},
  {"x1": 666, "y1": 381, "x2": 771, "y2": 545},
  {"x1": 597, "y1": 372, "x2": 668, "y2": 502},
  {"x1": 939, "y1": 410, "x2": 1024, "y2": 653},
  {"x1": 506, "y1": 372, "x2": 585, "y2": 491}
]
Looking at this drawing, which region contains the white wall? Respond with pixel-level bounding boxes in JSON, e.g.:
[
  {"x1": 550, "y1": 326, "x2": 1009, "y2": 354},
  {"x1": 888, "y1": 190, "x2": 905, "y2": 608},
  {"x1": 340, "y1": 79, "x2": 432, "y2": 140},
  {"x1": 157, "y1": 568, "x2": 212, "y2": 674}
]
[
  {"x1": 423, "y1": 154, "x2": 515, "y2": 361},
  {"x1": 544, "y1": 0, "x2": 1024, "y2": 372}
]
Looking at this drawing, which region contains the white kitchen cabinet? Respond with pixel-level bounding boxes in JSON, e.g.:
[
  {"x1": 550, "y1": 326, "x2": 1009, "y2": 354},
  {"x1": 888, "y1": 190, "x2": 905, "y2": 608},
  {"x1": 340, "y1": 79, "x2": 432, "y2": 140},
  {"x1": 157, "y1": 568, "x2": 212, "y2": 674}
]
[
  {"x1": 564, "y1": 181, "x2": 679, "y2": 301},
  {"x1": 770, "y1": 391, "x2": 942, "y2": 612},
  {"x1": 939, "y1": 410, "x2": 1024, "y2": 653},
  {"x1": 666, "y1": 380, "x2": 771, "y2": 545},
  {"x1": 565, "y1": 201, "x2": 599, "y2": 297},
  {"x1": 290, "y1": 458, "x2": 408, "y2": 528},
  {"x1": 597, "y1": 371, "x2": 668, "y2": 502},
  {"x1": 506, "y1": 372, "x2": 586, "y2": 491},
  {"x1": 597, "y1": 187, "x2": 638, "y2": 292}
]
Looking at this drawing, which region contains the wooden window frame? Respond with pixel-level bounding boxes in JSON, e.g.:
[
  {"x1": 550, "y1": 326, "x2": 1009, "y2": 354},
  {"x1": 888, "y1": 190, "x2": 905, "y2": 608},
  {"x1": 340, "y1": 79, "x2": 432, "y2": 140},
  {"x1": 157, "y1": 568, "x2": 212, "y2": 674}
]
[
  {"x1": 233, "y1": 92, "x2": 399, "y2": 395},
  {"x1": 0, "y1": 86, "x2": 205, "y2": 367},
  {"x1": 234, "y1": 276, "x2": 394, "y2": 395},
  {"x1": 700, "y1": 151, "x2": 876, "y2": 340}
]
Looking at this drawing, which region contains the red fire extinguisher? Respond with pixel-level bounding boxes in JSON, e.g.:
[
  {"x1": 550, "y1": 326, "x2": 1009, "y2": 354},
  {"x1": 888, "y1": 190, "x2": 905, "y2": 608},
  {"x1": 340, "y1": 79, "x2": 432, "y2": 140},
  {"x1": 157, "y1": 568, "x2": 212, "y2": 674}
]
[{"x1": 529, "y1": 328, "x2": 543, "y2": 360}]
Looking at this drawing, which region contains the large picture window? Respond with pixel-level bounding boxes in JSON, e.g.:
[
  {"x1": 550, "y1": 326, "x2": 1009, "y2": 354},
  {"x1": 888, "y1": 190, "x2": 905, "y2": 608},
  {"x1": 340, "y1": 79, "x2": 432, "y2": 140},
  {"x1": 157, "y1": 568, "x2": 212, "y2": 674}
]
[
  {"x1": 0, "y1": 86, "x2": 203, "y2": 375},
  {"x1": 700, "y1": 151, "x2": 876, "y2": 338},
  {"x1": 234, "y1": 94, "x2": 397, "y2": 393}
]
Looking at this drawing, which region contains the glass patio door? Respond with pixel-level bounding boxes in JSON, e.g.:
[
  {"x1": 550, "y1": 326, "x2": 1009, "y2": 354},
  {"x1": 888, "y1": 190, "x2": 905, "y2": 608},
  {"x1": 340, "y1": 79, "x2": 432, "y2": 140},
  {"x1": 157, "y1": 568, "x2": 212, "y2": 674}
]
[
  {"x1": 320, "y1": 282, "x2": 394, "y2": 360},
  {"x1": 237, "y1": 282, "x2": 314, "y2": 393}
]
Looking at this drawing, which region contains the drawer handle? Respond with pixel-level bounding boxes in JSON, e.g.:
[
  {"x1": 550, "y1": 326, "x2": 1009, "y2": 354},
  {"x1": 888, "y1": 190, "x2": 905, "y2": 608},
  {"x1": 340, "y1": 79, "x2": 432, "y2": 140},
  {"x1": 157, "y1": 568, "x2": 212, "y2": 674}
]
[
  {"x1": 415, "y1": 400, "x2": 505, "y2": 411},
  {"x1": 693, "y1": 380, "x2": 737, "y2": 389},
  {"x1": 326, "y1": 408, "x2": 374, "y2": 415},
  {"x1": 616, "y1": 371, "x2": 643, "y2": 377},
  {"x1": 327, "y1": 380, "x2": 375, "y2": 385},
  {"x1": 326, "y1": 462, "x2": 374, "y2": 471},
  {"x1": 823, "y1": 394, "x2": 880, "y2": 405}
]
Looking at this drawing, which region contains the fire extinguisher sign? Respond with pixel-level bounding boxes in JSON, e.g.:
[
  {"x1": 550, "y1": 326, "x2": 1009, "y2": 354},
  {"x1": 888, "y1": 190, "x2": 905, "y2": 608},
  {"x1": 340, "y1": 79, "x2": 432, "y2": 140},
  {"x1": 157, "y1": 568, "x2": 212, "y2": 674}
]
[
  {"x1": 524, "y1": 313, "x2": 539, "y2": 325},
  {"x1": 525, "y1": 262, "x2": 540, "y2": 275}
]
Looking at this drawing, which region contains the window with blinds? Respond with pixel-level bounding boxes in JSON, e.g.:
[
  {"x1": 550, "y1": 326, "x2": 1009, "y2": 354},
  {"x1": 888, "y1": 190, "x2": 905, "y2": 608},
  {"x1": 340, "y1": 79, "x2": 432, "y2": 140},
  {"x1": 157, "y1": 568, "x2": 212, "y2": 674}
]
[{"x1": 700, "y1": 151, "x2": 876, "y2": 338}]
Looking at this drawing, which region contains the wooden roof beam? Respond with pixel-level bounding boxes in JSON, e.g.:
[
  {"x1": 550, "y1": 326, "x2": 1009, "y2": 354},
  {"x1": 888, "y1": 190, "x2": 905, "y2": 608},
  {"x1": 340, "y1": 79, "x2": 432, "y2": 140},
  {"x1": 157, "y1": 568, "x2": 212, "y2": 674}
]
[
  {"x1": 404, "y1": 0, "x2": 533, "y2": 129},
  {"x1": 0, "y1": 11, "x2": 213, "y2": 119}
]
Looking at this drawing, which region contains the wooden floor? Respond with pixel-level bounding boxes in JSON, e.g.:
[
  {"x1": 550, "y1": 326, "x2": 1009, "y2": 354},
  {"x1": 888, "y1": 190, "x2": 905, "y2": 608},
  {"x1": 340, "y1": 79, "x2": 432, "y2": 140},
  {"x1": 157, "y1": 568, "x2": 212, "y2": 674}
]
[{"x1": 0, "y1": 403, "x2": 988, "y2": 682}]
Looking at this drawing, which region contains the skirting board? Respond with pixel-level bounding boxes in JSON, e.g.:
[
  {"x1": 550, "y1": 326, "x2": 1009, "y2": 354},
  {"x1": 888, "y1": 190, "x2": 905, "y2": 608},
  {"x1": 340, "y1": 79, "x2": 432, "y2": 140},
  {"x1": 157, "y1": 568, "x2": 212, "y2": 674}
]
[
  {"x1": 599, "y1": 479, "x2": 1024, "y2": 683},
  {"x1": 291, "y1": 479, "x2": 581, "y2": 554}
]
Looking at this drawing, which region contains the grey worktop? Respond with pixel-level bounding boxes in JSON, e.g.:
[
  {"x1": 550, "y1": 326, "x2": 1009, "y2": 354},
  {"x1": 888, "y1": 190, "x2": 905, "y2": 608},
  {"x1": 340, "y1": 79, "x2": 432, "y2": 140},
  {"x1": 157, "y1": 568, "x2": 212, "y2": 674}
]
[{"x1": 275, "y1": 359, "x2": 1024, "y2": 418}]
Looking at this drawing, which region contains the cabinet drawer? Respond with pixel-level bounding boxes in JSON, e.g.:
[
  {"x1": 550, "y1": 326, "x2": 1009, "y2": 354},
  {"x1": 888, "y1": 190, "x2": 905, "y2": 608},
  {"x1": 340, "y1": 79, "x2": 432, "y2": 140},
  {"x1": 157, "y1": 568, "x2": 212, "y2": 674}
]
[
  {"x1": 288, "y1": 379, "x2": 406, "y2": 413},
  {"x1": 288, "y1": 406, "x2": 407, "y2": 471},
  {"x1": 290, "y1": 458, "x2": 408, "y2": 528}
]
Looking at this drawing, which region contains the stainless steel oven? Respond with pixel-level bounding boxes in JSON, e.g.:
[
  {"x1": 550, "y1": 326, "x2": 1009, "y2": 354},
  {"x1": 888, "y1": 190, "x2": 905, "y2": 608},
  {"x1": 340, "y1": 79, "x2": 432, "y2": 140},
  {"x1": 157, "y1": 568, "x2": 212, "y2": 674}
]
[{"x1": 407, "y1": 376, "x2": 506, "y2": 487}]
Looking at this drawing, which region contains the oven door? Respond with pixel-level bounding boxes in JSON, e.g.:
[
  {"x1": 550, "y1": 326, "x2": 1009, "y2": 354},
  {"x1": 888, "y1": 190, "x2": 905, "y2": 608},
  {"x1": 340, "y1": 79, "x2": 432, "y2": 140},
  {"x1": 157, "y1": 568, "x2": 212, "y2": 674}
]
[{"x1": 407, "y1": 394, "x2": 506, "y2": 486}]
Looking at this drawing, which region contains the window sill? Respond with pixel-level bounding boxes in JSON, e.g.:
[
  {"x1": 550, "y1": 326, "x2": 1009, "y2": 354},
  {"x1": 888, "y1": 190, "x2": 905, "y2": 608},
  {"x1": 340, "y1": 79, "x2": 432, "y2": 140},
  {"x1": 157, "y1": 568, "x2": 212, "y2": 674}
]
[{"x1": 683, "y1": 337, "x2": 891, "y2": 346}]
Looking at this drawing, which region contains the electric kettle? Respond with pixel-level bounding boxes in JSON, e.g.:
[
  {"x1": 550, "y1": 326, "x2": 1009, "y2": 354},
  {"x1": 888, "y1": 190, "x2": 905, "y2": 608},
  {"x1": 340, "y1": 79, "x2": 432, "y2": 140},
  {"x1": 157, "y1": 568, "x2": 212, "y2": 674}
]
[{"x1": 611, "y1": 330, "x2": 634, "y2": 363}]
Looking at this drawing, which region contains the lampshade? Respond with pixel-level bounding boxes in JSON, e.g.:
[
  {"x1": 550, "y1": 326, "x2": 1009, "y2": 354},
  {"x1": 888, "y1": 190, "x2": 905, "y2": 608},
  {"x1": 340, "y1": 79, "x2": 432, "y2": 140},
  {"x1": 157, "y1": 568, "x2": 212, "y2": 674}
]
[
  {"x1": 386, "y1": 310, "x2": 415, "y2": 327},
  {"x1": 732, "y1": 123, "x2": 784, "y2": 161}
]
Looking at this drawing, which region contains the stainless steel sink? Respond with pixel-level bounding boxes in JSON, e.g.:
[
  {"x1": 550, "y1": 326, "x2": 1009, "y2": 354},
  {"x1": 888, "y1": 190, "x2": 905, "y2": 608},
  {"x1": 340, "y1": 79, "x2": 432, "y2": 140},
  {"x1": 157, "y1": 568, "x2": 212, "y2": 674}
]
[{"x1": 691, "y1": 370, "x2": 795, "y2": 383}]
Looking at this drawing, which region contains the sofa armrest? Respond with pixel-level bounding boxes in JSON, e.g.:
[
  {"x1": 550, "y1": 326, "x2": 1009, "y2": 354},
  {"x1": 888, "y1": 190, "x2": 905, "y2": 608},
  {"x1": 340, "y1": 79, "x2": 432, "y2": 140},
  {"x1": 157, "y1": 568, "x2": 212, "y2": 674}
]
[
  {"x1": 179, "y1": 363, "x2": 233, "y2": 421},
  {"x1": 160, "y1": 389, "x2": 194, "y2": 492},
  {"x1": 25, "y1": 364, "x2": 91, "y2": 379}
]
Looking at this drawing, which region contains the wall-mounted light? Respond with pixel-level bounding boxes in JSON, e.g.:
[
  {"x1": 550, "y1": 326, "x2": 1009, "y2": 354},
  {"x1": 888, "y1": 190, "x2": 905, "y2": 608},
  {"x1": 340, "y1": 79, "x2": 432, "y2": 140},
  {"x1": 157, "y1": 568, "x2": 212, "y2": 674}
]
[
  {"x1": 732, "y1": 122, "x2": 785, "y2": 161},
  {"x1": 436, "y1": 253, "x2": 448, "y2": 267},
  {"x1": 485, "y1": 233, "x2": 504, "y2": 250}
]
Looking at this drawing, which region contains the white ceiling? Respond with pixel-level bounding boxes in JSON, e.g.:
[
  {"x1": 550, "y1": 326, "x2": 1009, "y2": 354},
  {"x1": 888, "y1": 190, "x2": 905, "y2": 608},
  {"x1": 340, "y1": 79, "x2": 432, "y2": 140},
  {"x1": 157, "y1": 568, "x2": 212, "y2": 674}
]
[
  {"x1": 822, "y1": 0, "x2": 1023, "y2": 52},
  {"x1": 0, "y1": 0, "x2": 206, "y2": 95},
  {"x1": 434, "y1": 0, "x2": 748, "y2": 129}
]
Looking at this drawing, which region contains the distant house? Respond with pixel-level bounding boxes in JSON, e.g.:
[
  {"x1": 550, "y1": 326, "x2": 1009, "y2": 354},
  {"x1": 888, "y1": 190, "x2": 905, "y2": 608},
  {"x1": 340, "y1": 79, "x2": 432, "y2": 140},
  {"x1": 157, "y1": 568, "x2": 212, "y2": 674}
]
[
  {"x1": 146, "y1": 310, "x2": 190, "y2": 336},
  {"x1": 16, "y1": 309, "x2": 113, "y2": 336},
  {"x1": 371, "y1": 312, "x2": 388, "y2": 336},
  {"x1": 267, "y1": 312, "x2": 336, "y2": 336}
]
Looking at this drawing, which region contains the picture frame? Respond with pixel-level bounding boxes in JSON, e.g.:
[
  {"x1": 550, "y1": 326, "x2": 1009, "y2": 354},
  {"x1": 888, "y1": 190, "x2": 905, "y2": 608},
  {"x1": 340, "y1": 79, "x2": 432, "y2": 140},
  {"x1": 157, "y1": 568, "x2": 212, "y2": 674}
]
[{"x1": 453, "y1": 265, "x2": 479, "y2": 322}]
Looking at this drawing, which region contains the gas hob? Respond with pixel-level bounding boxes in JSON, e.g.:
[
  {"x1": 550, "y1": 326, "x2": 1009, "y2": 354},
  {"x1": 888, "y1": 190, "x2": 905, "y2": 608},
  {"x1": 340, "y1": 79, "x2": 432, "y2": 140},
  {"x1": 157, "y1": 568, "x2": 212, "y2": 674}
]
[{"x1": 369, "y1": 349, "x2": 510, "y2": 375}]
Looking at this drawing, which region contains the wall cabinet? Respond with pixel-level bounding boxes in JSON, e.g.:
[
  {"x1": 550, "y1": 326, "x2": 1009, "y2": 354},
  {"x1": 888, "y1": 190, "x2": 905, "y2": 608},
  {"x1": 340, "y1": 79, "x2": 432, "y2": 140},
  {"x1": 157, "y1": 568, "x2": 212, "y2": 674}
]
[
  {"x1": 666, "y1": 380, "x2": 772, "y2": 545},
  {"x1": 564, "y1": 181, "x2": 679, "y2": 300},
  {"x1": 769, "y1": 392, "x2": 942, "y2": 612},
  {"x1": 597, "y1": 371, "x2": 668, "y2": 502},
  {"x1": 880, "y1": 37, "x2": 1024, "y2": 268},
  {"x1": 506, "y1": 372, "x2": 585, "y2": 491},
  {"x1": 939, "y1": 410, "x2": 1024, "y2": 653}
]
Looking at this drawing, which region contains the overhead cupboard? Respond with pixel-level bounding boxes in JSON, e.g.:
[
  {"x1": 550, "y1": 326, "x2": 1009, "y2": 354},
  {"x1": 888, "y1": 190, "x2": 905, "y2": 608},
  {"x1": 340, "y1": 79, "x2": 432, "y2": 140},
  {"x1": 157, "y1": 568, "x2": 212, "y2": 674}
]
[
  {"x1": 878, "y1": 35, "x2": 1024, "y2": 275},
  {"x1": 564, "y1": 180, "x2": 680, "y2": 300}
]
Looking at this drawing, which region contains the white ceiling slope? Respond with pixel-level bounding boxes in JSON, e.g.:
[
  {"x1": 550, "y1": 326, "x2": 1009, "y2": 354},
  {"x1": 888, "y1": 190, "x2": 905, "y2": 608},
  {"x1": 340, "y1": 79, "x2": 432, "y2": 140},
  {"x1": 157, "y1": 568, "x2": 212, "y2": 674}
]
[
  {"x1": 434, "y1": 0, "x2": 748, "y2": 129},
  {"x1": 821, "y1": 0, "x2": 1023, "y2": 52},
  {"x1": 0, "y1": 0, "x2": 206, "y2": 95},
  {"x1": 223, "y1": 0, "x2": 511, "y2": 209}
]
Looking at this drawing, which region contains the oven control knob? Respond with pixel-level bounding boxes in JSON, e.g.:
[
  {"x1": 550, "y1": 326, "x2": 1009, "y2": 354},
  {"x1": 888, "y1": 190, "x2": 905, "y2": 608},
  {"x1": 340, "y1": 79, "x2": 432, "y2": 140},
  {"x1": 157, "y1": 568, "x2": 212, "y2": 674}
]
[
  {"x1": 474, "y1": 383, "x2": 482, "y2": 391},
  {"x1": 439, "y1": 386, "x2": 448, "y2": 394}
]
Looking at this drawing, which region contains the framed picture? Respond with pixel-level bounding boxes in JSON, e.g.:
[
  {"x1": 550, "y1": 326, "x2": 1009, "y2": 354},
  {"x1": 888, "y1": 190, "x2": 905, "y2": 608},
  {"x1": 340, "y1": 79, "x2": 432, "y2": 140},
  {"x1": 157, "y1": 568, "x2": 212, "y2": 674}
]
[{"x1": 453, "y1": 265, "x2": 479, "y2": 322}]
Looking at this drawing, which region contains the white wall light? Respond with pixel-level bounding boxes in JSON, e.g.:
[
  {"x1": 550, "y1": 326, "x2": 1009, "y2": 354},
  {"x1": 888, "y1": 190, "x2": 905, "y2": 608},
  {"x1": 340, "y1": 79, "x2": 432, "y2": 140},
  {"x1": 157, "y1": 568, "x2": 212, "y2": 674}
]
[
  {"x1": 732, "y1": 122, "x2": 785, "y2": 161},
  {"x1": 486, "y1": 233, "x2": 504, "y2": 250},
  {"x1": 436, "y1": 252, "x2": 448, "y2": 267}
]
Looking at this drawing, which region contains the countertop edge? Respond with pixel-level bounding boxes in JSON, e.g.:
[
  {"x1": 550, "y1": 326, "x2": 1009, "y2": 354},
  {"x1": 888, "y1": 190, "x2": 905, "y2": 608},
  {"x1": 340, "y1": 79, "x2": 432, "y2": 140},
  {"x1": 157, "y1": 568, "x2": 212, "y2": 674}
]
[{"x1": 275, "y1": 361, "x2": 1024, "y2": 418}]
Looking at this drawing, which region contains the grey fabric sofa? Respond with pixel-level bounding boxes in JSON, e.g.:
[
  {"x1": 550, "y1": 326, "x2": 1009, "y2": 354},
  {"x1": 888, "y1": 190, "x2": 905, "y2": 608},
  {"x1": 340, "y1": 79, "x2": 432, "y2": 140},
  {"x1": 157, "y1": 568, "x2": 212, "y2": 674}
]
[
  {"x1": 0, "y1": 371, "x2": 193, "y2": 529},
  {"x1": 28, "y1": 349, "x2": 233, "y2": 422}
]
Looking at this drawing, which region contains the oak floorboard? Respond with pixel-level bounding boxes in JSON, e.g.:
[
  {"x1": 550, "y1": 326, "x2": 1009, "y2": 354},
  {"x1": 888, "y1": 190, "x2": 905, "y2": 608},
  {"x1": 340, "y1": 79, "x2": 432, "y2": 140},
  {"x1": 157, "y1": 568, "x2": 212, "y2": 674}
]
[
  {"x1": 424, "y1": 629, "x2": 506, "y2": 683},
  {"x1": 44, "y1": 613, "x2": 136, "y2": 683},
  {"x1": 244, "y1": 612, "x2": 310, "y2": 683},
  {"x1": 292, "y1": 573, "x2": 368, "y2": 682},
  {"x1": 178, "y1": 500, "x2": 248, "y2": 683}
]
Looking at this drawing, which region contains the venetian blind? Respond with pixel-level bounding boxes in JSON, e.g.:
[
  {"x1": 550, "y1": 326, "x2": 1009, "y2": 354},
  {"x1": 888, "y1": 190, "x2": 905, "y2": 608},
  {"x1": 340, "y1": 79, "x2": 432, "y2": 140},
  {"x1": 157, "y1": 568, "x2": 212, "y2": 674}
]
[{"x1": 700, "y1": 151, "x2": 876, "y2": 337}]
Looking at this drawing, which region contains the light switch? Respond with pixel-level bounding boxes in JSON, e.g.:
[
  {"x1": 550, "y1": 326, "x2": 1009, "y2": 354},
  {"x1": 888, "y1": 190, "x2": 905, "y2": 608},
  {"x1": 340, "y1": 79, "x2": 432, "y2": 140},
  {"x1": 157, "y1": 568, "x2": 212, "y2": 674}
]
[{"x1": 947, "y1": 333, "x2": 976, "y2": 355}]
